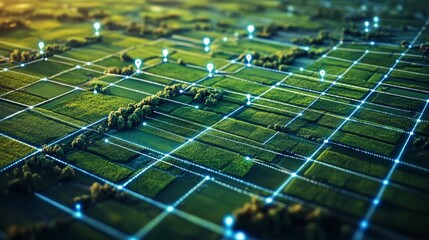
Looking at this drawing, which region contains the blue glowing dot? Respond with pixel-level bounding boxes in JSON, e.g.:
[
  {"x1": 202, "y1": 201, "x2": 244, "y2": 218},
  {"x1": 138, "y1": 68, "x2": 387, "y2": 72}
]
[
  {"x1": 245, "y1": 156, "x2": 250, "y2": 160},
  {"x1": 370, "y1": 41, "x2": 375, "y2": 45},
  {"x1": 166, "y1": 206, "x2": 174, "y2": 212},
  {"x1": 75, "y1": 203, "x2": 81, "y2": 211},
  {"x1": 76, "y1": 65, "x2": 80, "y2": 69},
  {"x1": 188, "y1": 138, "x2": 194, "y2": 142},
  {"x1": 410, "y1": 132, "x2": 414, "y2": 135},
  {"x1": 195, "y1": 106, "x2": 199, "y2": 109},
  {"x1": 224, "y1": 215, "x2": 234, "y2": 227},
  {"x1": 306, "y1": 157, "x2": 312, "y2": 161},
  {"x1": 75, "y1": 211, "x2": 82, "y2": 218},
  {"x1": 143, "y1": 122, "x2": 147, "y2": 126},
  {"x1": 360, "y1": 221, "x2": 368, "y2": 229},
  {"x1": 299, "y1": 67, "x2": 304, "y2": 71},
  {"x1": 298, "y1": 113, "x2": 303, "y2": 116},
  {"x1": 117, "y1": 185, "x2": 123, "y2": 190},
  {"x1": 383, "y1": 180, "x2": 389, "y2": 185},
  {"x1": 235, "y1": 232, "x2": 246, "y2": 240},
  {"x1": 205, "y1": 175, "x2": 210, "y2": 180},
  {"x1": 265, "y1": 197, "x2": 273, "y2": 204},
  {"x1": 104, "y1": 139, "x2": 109, "y2": 143},
  {"x1": 324, "y1": 140, "x2": 329, "y2": 143},
  {"x1": 395, "y1": 159, "x2": 400, "y2": 164},
  {"x1": 373, "y1": 199, "x2": 379, "y2": 205},
  {"x1": 291, "y1": 172, "x2": 297, "y2": 177}
]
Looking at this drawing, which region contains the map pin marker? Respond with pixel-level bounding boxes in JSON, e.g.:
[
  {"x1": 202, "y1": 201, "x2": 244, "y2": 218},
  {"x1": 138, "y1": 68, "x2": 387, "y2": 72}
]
[
  {"x1": 38, "y1": 42, "x2": 44, "y2": 50},
  {"x1": 135, "y1": 59, "x2": 142, "y2": 69},
  {"x1": 207, "y1": 63, "x2": 214, "y2": 73},
  {"x1": 162, "y1": 49, "x2": 169, "y2": 58},
  {"x1": 246, "y1": 54, "x2": 252, "y2": 63},
  {"x1": 320, "y1": 70, "x2": 326, "y2": 78}
]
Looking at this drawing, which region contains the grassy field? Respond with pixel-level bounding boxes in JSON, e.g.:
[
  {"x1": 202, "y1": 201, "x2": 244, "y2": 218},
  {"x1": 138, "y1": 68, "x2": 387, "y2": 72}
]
[
  {"x1": 0, "y1": 111, "x2": 77, "y2": 146},
  {"x1": 0, "y1": 136, "x2": 35, "y2": 167}
]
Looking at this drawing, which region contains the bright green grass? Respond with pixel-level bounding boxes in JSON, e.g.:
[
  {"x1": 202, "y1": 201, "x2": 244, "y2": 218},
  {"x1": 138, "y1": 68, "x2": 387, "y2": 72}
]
[
  {"x1": 128, "y1": 168, "x2": 176, "y2": 198},
  {"x1": 145, "y1": 63, "x2": 207, "y2": 83},
  {"x1": 0, "y1": 111, "x2": 77, "y2": 146},
  {"x1": 0, "y1": 71, "x2": 38, "y2": 90},
  {"x1": 316, "y1": 149, "x2": 389, "y2": 178},
  {"x1": 0, "y1": 136, "x2": 35, "y2": 167},
  {"x1": 215, "y1": 118, "x2": 277, "y2": 142},
  {"x1": 66, "y1": 151, "x2": 133, "y2": 183},
  {"x1": 304, "y1": 163, "x2": 380, "y2": 197},
  {"x1": 24, "y1": 81, "x2": 72, "y2": 99},
  {"x1": 45, "y1": 92, "x2": 133, "y2": 122},
  {"x1": 53, "y1": 69, "x2": 101, "y2": 85},
  {"x1": 172, "y1": 141, "x2": 237, "y2": 170},
  {"x1": 0, "y1": 100, "x2": 25, "y2": 119}
]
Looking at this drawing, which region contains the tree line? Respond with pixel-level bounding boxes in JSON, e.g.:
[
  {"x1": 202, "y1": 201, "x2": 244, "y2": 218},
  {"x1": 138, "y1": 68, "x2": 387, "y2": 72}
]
[{"x1": 9, "y1": 36, "x2": 102, "y2": 63}]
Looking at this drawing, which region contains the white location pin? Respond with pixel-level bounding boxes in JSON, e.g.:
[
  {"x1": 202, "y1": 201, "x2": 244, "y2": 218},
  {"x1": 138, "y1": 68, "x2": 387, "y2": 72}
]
[
  {"x1": 246, "y1": 54, "x2": 252, "y2": 63},
  {"x1": 203, "y1": 37, "x2": 210, "y2": 46},
  {"x1": 319, "y1": 70, "x2": 326, "y2": 78},
  {"x1": 162, "y1": 49, "x2": 169, "y2": 57},
  {"x1": 207, "y1": 63, "x2": 214, "y2": 72},
  {"x1": 247, "y1": 25, "x2": 255, "y2": 34},
  {"x1": 94, "y1": 22, "x2": 101, "y2": 31},
  {"x1": 162, "y1": 49, "x2": 169, "y2": 62},
  {"x1": 135, "y1": 59, "x2": 142, "y2": 72},
  {"x1": 246, "y1": 94, "x2": 251, "y2": 104},
  {"x1": 38, "y1": 42, "x2": 44, "y2": 54}
]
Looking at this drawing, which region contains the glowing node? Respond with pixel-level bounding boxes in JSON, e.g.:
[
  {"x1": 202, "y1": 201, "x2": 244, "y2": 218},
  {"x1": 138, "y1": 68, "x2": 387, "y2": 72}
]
[
  {"x1": 205, "y1": 175, "x2": 210, "y2": 180},
  {"x1": 20, "y1": 63, "x2": 25, "y2": 67},
  {"x1": 166, "y1": 206, "x2": 174, "y2": 212},
  {"x1": 373, "y1": 199, "x2": 379, "y2": 205},
  {"x1": 360, "y1": 221, "x2": 368, "y2": 229},
  {"x1": 224, "y1": 215, "x2": 234, "y2": 227},
  {"x1": 143, "y1": 122, "x2": 147, "y2": 126},
  {"x1": 94, "y1": 22, "x2": 101, "y2": 31},
  {"x1": 76, "y1": 65, "x2": 81, "y2": 69},
  {"x1": 265, "y1": 197, "x2": 273, "y2": 204},
  {"x1": 104, "y1": 139, "x2": 109, "y2": 143},
  {"x1": 395, "y1": 159, "x2": 400, "y2": 164},
  {"x1": 247, "y1": 25, "x2": 255, "y2": 33},
  {"x1": 291, "y1": 172, "x2": 297, "y2": 177},
  {"x1": 299, "y1": 67, "x2": 304, "y2": 71},
  {"x1": 235, "y1": 231, "x2": 246, "y2": 240},
  {"x1": 323, "y1": 140, "x2": 328, "y2": 143},
  {"x1": 383, "y1": 180, "x2": 389, "y2": 185},
  {"x1": 203, "y1": 37, "x2": 210, "y2": 46},
  {"x1": 245, "y1": 156, "x2": 250, "y2": 160}
]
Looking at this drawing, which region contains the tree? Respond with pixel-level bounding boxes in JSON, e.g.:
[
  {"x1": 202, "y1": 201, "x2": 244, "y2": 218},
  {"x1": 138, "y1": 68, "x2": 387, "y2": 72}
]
[
  {"x1": 119, "y1": 52, "x2": 132, "y2": 62},
  {"x1": 59, "y1": 166, "x2": 75, "y2": 181},
  {"x1": 10, "y1": 49, "x2": 21, "y2": 62},
  {"x1": 117, "y1": 116, "x2": 126, "y2": 130},
  {"x1": 71, "y1": 134, "x2": 86, "y2": 149},
  {"x1": 108, "y1": 111, "x2": 118, "y2": 128},
  {"x1": 177, "y1": 58, "x2": 186, "y2": 65}
]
